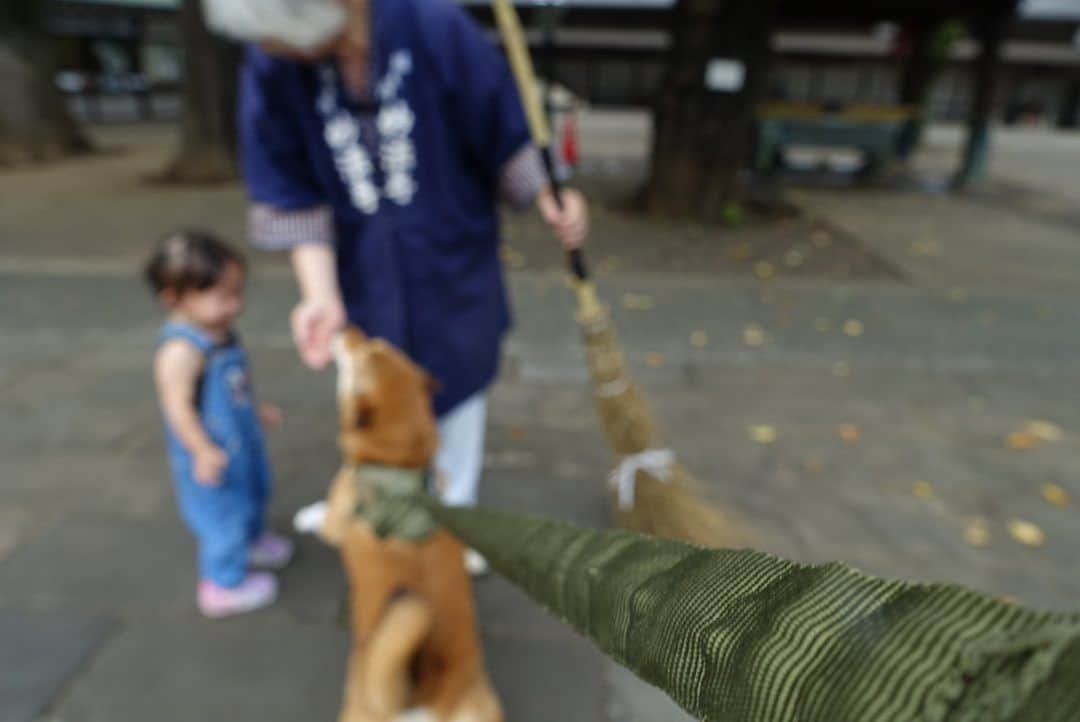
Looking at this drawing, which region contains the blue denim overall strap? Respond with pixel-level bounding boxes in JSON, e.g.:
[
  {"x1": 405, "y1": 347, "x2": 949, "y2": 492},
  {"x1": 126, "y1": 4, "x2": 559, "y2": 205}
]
[
  {"x1": 156, "y1": 322, "x2": 215, "y2": 416},
  {"x1": 157, "y1": 321, "x2": 216, "y2": 356}
]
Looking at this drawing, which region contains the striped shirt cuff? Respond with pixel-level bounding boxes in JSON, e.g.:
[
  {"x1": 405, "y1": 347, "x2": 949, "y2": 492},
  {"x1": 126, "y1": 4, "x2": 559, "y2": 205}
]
[
  {"x1": 500, "y1": 144, "x2": 548, "y2": 211},
  {"x1": 249, "y1": 203, "x2": 335, "y2": 251}
]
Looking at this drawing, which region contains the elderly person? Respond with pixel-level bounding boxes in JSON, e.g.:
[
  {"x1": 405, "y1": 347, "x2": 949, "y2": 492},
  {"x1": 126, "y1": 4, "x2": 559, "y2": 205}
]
[{"x1": 204, "y1": 0, "x2": 588, "y2": 571}]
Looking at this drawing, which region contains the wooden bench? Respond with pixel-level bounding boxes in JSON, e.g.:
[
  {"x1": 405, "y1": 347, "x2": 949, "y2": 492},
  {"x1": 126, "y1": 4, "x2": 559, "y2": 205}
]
[{"x1": 754, "y1": 102, "x2": 917, "y2": 179}]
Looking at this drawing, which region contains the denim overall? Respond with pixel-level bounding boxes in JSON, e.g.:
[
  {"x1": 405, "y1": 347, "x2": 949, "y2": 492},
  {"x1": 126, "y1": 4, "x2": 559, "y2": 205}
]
[{"x1": 158, "y1": 323, "x2": 272, "y2": 587}]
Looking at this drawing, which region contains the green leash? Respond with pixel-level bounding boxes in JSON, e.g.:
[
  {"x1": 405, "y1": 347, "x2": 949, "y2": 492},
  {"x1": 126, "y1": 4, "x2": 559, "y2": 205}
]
[{"x1": 415, "y1": 497, "x2": 1080, "y2": 722}]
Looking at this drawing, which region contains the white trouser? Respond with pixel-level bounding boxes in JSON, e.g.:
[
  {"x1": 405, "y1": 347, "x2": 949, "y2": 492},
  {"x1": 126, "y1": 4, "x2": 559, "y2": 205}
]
[{"x1": 435, "y1": 393, "x2": 487, "y2": 508}]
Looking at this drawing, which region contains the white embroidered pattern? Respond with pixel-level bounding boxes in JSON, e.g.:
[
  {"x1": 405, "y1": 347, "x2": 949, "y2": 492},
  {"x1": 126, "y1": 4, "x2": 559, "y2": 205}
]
[{"x1": 319, "y1": 51, "x2": 418, "y2": 215}]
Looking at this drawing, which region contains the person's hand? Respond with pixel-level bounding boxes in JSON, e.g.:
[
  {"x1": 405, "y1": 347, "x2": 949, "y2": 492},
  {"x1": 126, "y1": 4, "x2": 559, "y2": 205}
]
[
  {"x1": 193, "y1": 443, "x2": 228, "y2": 487},
  {"x1": 291, "y1": 294, "x2": 346, "y2": 370},
  {"x1": 537, "y1": 186, "x2": 589, "y2": 251},
  {"x1": 259, "y1": 402, "x2": 283, "y2": 429}
]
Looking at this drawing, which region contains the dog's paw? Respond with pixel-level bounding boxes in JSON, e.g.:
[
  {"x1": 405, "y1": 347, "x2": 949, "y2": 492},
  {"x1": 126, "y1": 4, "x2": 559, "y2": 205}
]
[{"x1": 293, "y1": 501, "x2": 328, "y2": 535}]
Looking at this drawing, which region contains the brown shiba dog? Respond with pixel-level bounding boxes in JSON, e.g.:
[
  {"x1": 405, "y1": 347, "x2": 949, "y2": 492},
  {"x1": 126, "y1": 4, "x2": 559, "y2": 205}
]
[{"x1": 312, "y1": 327, "x2": 502, "y2": 722}]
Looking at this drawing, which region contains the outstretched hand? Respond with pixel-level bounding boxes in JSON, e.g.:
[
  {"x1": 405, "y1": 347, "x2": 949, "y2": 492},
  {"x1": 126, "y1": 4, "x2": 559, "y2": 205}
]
[
  {"x1": 291, "y1": 295, "x2": 346, "y2": 370},
  {"x1": 537, "y1": 186, "x2": 588, "y2": 251}
]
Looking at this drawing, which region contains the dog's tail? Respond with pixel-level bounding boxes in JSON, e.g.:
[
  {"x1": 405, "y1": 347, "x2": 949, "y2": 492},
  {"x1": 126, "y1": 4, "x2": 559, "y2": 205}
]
[{"x1": 365, "y1": 592, "x2": 434, "y2": 717}]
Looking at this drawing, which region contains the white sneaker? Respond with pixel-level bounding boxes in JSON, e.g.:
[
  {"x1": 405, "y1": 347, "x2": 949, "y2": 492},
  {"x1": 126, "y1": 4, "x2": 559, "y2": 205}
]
[
  {"x1": 464, "y1": 548, "x2": 489, "y2": 577},
  {"x1": 293, "y1": 501, "x2": 328, "y2": 535}
]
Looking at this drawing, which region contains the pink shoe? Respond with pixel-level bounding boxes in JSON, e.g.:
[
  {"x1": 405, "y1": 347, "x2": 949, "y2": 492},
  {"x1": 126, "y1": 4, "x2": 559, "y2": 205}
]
[
  {"x1": 198, "y1": 572, "x2": 278, "y2": 619},
  {"x1": 248, "y1": 531, "x2": 295, "y2": 570}
]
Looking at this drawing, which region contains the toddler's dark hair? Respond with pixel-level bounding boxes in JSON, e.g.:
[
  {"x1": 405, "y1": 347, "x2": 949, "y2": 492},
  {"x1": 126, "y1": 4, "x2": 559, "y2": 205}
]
[{"x1": 144, "y1": 229, "x2": 245, "y2": 297}]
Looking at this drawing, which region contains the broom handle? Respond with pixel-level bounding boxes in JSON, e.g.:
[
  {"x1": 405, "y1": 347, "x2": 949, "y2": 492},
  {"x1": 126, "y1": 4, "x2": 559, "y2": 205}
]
[
  {"x1": 539, "y1": 6, "x2": 565, "y2": 212},
  {"x1": 491, "y1": 0, "x2": 550, "y2": 147},
  {"x1": 491, "y1": 0, "x2": 593, "y2": 289}
]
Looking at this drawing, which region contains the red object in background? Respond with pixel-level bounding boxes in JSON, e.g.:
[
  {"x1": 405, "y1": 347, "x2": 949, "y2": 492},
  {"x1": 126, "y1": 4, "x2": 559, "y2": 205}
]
[{"x1": 560, "y1": 114, "x2": 579, "y2": 168}]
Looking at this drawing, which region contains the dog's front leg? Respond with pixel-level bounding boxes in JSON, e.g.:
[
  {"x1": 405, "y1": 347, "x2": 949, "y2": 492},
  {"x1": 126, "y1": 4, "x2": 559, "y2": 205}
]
[
  {"x1": 339, "y1": 647, "x2": 382, "y2": 722},
  {"x1": 320, "y1": 465, "x2": 359, "y2": 546}
]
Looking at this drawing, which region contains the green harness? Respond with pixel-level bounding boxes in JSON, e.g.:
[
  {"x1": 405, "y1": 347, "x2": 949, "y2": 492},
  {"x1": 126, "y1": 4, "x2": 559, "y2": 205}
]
[{"x1": 347, "y1": 464, "x2": 438, "y2": 541}]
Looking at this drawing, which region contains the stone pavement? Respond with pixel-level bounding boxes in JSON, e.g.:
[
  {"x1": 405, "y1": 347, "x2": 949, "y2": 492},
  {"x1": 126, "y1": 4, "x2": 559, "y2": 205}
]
[{"x1": 2, "y1": 122, "x2": 1080, "y2": 721}]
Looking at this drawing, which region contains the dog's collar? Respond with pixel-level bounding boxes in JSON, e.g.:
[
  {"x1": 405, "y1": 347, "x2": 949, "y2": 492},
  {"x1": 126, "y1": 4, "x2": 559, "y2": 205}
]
[{"x1": 346, "y1": 464, "x2": 437, "y2": 540}]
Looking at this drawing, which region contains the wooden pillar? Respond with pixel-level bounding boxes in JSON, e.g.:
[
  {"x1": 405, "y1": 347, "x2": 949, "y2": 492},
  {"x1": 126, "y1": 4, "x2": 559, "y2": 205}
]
[
  {"x1": 126, "y1": 16, "x2": 152, "y2": 121},
  {"x1": 952, "y1": 8, "x2": 1012, "y2": 189},
  {"x1": 1058, "y1": 76, "x2": 1080, "y2": 129},
  {"x1": 895, "y1": 21, "x2": 934, "y2": 160}
]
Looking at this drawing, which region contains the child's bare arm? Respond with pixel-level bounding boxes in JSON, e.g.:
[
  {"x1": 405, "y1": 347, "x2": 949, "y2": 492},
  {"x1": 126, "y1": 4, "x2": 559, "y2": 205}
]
[{"x1": 154, "y1": 339, "x2": 227, "y2": 485}]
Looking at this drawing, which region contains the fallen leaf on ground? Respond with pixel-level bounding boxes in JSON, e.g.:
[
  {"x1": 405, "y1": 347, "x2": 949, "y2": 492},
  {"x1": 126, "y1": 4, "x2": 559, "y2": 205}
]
[
  {"x1": 811, "y1": 230, "x2": 833, "y2": 248},
  {"x1": 645, "y1": 352, "x2": 665, "y2": 368},
  {"x1": 909, "y1": 239, "x2": 944, "y2": 258},
  {"x1": 1005, "y1": 431, "x2": 1038, "y2": 450},
  {"x1": 727, "y1": 242, "x2": 752, "y2": 261},
  {"x1": 1041, "y1": 483, "x2": 1071, "y2": 507},
  {"x1": 507, "y1": 426, "x2": 525, "y2": 441},
  {"x1": 1007, "y1": 519, "x2": 1046, "y2": 548},
  {"x1": 842, "y1": 319, "x2": 864, "y2": 337},
  {"x1": 831, "y1": 361, "x2": 851, "y2": 378},
  {"x1": 912, "y1": 480, "x2": 935, "y2": 499},
  {"x1": 754, "y1": 261, "x2": 775, "y2": 280},
  {"x1": 596, "y1": 257, "x2": 624, "y2": 276},
  {"x1": 501, "y1": 247, "x2": 527, "y2": 269},
  {"x1": 803, "y1": 456, "x2": 822, "y2": 474},
  {"x1": 690, "y1": 330, "x2": 709, "y2": 348},
  {"x1": 748, "y1": 425, "x2": 777, "y2": 444},
  {"x1": 1024, "y1": 420, "x2": 1064, "y2": 442},
  {"x1": 1006, "y1": 420, "x2": 1065, "y2": 450},
  {"x1": 963, "y1": 518, "x2": 991, "y2": 548},
  {"x1": 839, "y1": 424, "x2": 861, "y2": 443},
  {"x1": 621, "y1": 293, "x2": 655, "y2": 311},
  {"x1": 743, "y1": 324, "x2": 765, "y2": 348},
  {"x1": 783, "y1": 248, "x2": 807, "y2": 268}
]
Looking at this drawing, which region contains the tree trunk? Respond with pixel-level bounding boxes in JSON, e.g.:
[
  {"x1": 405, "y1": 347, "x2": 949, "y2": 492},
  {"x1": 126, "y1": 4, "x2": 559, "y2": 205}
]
[
  {"x1": 895, "y1": 20, "x2": 964, "y2": 161},
  {"x1": 1057, "y1": 77, "x2": 1080, "y2": 130},
  {"x1": 642, "y1": 0, "x2": 778, "y2": 221},
  {"x1": 0, "y1": 1, "x2": 91, "y2": 165},
  {"x1": 952, "y1": 9, "x2": 1012, "y2": 189},
  {"x1": 159, "y1": 0, "x2": 241, "y2": 183},
  {"x1": 894, "y1": 22, "x2": 936, "y2": 160}
]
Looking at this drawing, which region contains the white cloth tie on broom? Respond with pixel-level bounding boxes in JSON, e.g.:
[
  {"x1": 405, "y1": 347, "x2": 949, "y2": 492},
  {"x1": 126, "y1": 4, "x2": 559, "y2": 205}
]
[{"x1": 610, "y1": 449, "x2": 676, "y2": 510}]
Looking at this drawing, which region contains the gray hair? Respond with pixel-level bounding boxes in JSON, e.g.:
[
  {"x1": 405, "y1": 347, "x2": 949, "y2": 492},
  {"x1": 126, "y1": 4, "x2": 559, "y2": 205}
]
[{"x1": 202, "y1": 0, "x2": 346, "y2": 51}]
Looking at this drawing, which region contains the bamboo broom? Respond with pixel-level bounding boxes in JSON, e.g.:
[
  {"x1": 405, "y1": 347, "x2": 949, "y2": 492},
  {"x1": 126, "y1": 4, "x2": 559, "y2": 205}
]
[{"x1": 491, "y1": 0, "x2": 745, "y2": 548}]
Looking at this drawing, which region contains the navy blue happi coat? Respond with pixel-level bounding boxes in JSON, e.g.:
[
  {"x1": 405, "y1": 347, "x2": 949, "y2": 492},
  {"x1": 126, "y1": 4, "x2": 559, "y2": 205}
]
[{"x1": 239, "y1": 0, "x2": 531, "y2": 415}]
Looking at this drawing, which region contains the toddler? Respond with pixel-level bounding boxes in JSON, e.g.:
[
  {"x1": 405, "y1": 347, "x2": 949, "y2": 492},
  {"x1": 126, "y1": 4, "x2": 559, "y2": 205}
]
[{"x1": 146, "y1": 229, "x2": 293, "y2": 618}]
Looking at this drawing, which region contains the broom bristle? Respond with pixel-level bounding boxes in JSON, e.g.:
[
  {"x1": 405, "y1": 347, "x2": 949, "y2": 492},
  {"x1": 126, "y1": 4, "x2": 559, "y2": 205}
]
[
  {"x1": 593, "y1": 384, "x2": 656, "y2": 454},
  {"x1": 613, "y1": 465, "x2": 751, "y2": 549},
  {"x1": 578, "y1": 305, "x2": 746, "y2": 548}
]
